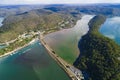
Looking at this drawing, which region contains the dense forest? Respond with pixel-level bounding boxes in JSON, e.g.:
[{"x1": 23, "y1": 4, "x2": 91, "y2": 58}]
[{"x1": 74, "y1": 15, "x2": 120, "y2": 80}]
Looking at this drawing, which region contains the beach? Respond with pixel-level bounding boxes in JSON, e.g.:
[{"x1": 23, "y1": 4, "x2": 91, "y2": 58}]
[{"x1": 0, "y1": 38, "x2": 38, "y2": 58}]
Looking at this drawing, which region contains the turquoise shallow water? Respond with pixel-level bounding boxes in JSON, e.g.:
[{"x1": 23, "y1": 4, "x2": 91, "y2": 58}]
[
  {"x1": 99, "y1": 17, "x2": 120, "y2": 45},
  {"x1": 0, "y1": 41, "x2": 71, "y2": 80}
]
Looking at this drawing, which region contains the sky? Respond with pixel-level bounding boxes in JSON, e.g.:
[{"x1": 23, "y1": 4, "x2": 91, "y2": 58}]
[{"x1": 0, "y1": 0, "x2": 120, "y2": 5}]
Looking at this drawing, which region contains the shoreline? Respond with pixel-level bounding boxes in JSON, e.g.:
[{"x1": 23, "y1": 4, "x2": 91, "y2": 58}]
[
  {"x1": 0, "y1": 15, "x2": 89, "y2": 58},
  {"x1": 0, "y1": 38, "x2": 37, "y2": 58},
  {"x1": 0, "y1": 15, "x2": 92, "y2": 80},
  {"x1": 39, "y1": 33, "x2": 84, "y2": 80},
  {"x1": 39, "y1": 34, "x2": 75, "y2": 80},
  {"x1": 41, "y1": 15, "x2": 94, "y2": 80},
  {"x1": 44, "y1": 15, "x2": 94, "y2": 64}
]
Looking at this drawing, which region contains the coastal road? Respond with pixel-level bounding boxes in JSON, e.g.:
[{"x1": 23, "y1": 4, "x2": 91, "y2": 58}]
[{"x1": 39, "y1": 33, "x2": 84, "y2": 80}]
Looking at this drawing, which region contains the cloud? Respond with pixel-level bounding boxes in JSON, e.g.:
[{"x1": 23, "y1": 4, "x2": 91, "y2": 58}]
[{"x1": 0, "y1": 0, "x2": 120, "y2": 4}]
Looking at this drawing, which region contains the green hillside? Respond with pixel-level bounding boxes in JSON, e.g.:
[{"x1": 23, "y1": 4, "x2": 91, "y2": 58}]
[
  {"x1": 74, "y1": 15, "x2": 120, "y2": 80},
  {"x1": 0, "y1": 9, "x2": 80, "y2": 42}
]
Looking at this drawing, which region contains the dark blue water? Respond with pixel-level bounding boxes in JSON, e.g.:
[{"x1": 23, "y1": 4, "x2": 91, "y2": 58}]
[
  {"x1": 0, "y1": 40, "x2": 70, "y2": 80},
  {"x1": 99, "y1": 17, "x2": 120, "y2": 45}
]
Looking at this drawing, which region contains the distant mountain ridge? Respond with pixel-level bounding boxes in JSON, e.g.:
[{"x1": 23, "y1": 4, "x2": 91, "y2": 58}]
[
  {"x1": 44, "y1": 4, "x2": 120, "y2": 16},
  {"x1": 1, "y1": 4, "x2": 120, "y2": 41},
  {"x1": 1, "y1": 4, "x2": 120, "y2": 17}
]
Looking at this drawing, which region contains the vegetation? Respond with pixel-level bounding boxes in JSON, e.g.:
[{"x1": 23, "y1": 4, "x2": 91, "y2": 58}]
[
  {"x1": 1, "y1": 4, "x2": 120, "y2": 42},
  {"x1": 0, "y1": 8, "x2": 80, "y2": 43},
  {"x1": 0, "y1": 35, "x2": 36, "y2": 55},
  {"x1": 74, "y1": 15, "x2": 120, "y2": 80}
]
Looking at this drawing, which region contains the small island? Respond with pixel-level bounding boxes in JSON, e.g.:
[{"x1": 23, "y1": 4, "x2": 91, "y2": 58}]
[{"x1": 74, "y1": 15, "x2": 120, "y2": 80}]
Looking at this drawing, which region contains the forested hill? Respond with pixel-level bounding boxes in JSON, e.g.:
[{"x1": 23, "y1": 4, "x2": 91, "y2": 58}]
[
  {"x1": 0, "y1": 9, "x2": 81, "y2": 42},
  {"x1": 74, "y1": 15, "x2": 120, "y2": 80}
]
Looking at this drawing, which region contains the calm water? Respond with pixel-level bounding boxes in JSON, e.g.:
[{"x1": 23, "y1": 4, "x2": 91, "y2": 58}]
[
  {"x1": 0, "y1": 41, "x2": 71, "y2": 80},
  {"x1": 0, "y1": 17, "x2": 4, "y2": 27},
  {"x1": 44, "y1": 15, "x2": 94, "y2": 64},
  {"x1": 100, "y1": 17, "x2": 120, "y2": 45},
  {"x1": 0, "y1": 44, "x2": 6, "y2": 49}
]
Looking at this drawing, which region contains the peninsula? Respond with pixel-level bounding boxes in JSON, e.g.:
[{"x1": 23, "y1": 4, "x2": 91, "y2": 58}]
[
  {"x1": 74, "y1": 15, "x2": 120, "y2": 80},
  {"x1": 0, "y1": 4, "x2": 120, "y2": 80}
]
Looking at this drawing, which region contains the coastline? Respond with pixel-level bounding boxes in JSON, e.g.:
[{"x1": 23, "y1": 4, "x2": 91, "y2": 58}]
[
  {"x1": 0, "y1": 38, "x2": 38, "y2": 58},
  {"x1": 44, "y1": 15, "x2": 94, "y2": 64},
  {"x1": 0, "y1": 15, "x2": 92, "y2": 59},
  {"x1": 0, "y1": 15, "x2": 92, "y2": 80},
  {"x1": 39, "y1": 33, "x2": 84, "y2": 80},
  {"x1": 39, "y1": 34, "x2": 75, "y2": 80},
  {"x1": 41, "y1": 15, "x2": 94, "y2": 80}
]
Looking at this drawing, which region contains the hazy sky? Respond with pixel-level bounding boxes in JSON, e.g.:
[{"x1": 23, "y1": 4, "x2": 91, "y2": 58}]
[{"x1": 0, "y1": 0, "x2": 120, "y2": 4}]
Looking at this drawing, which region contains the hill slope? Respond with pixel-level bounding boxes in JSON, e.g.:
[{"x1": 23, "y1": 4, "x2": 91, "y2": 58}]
[
  {"x1": 74, "y1": 15, "x2": 120, "y2": 80},
  {"x1": 0, "y1": 9, "x2": 80, "y2": 42}
]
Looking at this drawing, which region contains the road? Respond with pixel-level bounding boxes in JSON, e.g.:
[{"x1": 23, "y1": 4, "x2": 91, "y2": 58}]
[{"x1": 39, "y1": 33, "x2": 84, "y2": 80}]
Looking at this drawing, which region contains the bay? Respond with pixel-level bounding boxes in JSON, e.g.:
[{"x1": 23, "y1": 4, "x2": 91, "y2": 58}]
[
  {"x1": 100, "y1": 17, "x2": 120, "y2": 45},
  {"x1": 0, "y1": 40, "x2": 71, "y2": 80}
]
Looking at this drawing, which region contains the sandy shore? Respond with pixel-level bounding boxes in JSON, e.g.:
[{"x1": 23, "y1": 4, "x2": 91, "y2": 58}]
[{"x1": 0, "y1": 38, "x2": 37, "y2": 58}]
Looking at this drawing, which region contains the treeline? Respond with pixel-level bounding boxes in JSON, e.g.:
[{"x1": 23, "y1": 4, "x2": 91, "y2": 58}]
[{"x1": 74, "y1": 15, "x2": 120, "y2": 80}]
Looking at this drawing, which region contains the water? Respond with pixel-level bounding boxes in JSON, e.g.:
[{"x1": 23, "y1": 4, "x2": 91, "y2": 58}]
[
  {"x1": 44, "y1": 15, "x2": 94, "y2": 64},
  {"x1": 0, "y1": 17, "x2": 4, "y2": 27},
  {"x1": 99, "y1": 17, "x2": 120, "y2": 45},
  {"x1": 0, "y1": 41, "x2": 71, "y2": 80},
  {"x1": 0, "y1": 44, "x2": 6, "y2": 49}
]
